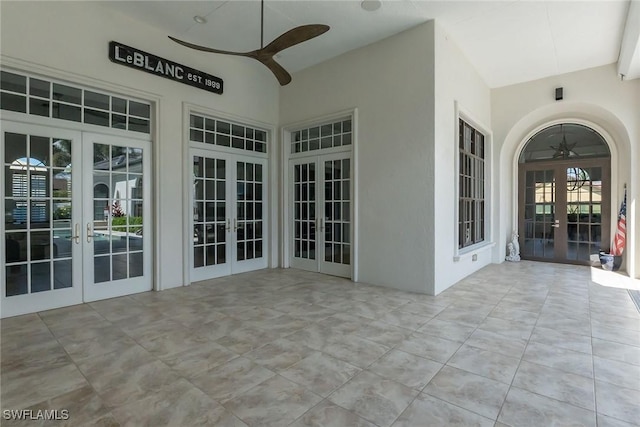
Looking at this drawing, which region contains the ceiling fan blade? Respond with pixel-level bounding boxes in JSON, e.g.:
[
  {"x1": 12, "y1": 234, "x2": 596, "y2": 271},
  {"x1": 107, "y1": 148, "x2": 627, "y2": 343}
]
[
  {"x1": 263, "y1": 24, "x2": 330, "y2": 55},
  {"x1": 258, "y1": 56, "x2": 292, "y2": 86},
  {"x1": 168, "y1": 36, "x2": 254, "y2": 58}
]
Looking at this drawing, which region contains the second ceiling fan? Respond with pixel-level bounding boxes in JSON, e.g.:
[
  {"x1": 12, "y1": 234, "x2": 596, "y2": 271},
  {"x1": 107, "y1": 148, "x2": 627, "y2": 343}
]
[{"x1": 169, "y1": 0, "x2": 329, "y2": 86}]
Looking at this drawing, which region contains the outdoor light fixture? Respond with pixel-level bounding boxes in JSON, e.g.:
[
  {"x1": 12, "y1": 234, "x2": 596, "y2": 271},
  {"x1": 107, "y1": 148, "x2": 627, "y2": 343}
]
[{"x1": 555, "y1": 87, "x2": 563, "y2": 100}]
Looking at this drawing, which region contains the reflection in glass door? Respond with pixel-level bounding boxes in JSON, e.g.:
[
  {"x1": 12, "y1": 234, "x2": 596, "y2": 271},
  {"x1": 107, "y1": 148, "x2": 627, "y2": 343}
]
[
  {"x1": 190, "y1": 149, "x2": 267, "y2": 281},
  {"x1": 235, "y1": 160, "x2": 266, "y2": 271},
  {"x1": 290, "y1": 154, "x2": 351, "y2": 277},
  {"x1": 566, "y1": 166, "x2": 605, "y2": 261},
  {"x1": 323, "y1": 158, "x2": 351, "y2": 271},
  {"x1": 521, "y1": 169, "x2": 557, "y2": 259},
  {"x1": 83, "y1": 133, "x2": 151, "y2": 302},
  {"x1": 519, "y1": 160, "x2": 610, "y2": 264},
  {"x1": 2, "y1": 123, "x2": 82, "y2": 317},
  {"x1": 2, "y1": 126, "x2": 152, "y2": 315},
  {"x1": 291, "y1": 161, "x2": 317, "y2": 271},
  {"x1": 192, "y1": 155, "x2": 228, "y2": 279}
]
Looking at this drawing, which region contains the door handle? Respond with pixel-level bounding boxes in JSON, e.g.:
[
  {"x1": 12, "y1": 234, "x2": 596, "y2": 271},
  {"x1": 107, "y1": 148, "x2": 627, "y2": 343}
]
[
  {"x1": 87, "y1": 223, "x2": 96, "y2": 242},
  {"x1": 72, "y1": 223, "x2": 80, "y2": 244},
  {"x1": 551, "y1": 219, "x2": 560, "y2": 228},
  {"x1": 226, "y1": 218, "x2": 231, "y2": 231},
  {"x1": 319, "y1": 217, "x2": 324, "y2": 231},
  {"x1": 233, "y1": 218, "x2": 238, "y2": 232}
]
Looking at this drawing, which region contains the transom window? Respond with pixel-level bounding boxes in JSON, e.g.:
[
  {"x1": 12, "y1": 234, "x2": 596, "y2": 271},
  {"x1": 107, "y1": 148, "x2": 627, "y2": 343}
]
[
  {"x1": 519, "y1": 123, "x2": 610, "y2": 163},
  {"x1": 459, "y1": 119, "x2": 485, "y2": 249},
  {"x1": 291, "y1": 118, "x2": 352, "y2": 154},
  {"x1": 0, "y1": 70, "x2": 151, "y2": 134},
  {"x1": 189, "y1": 114, "x2": 267, "y2": 154}
]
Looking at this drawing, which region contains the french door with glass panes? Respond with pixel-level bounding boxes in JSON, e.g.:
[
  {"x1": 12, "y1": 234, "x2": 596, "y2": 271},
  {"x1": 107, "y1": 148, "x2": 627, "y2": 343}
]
[
  {"x1": 191, "y1": 148, "x2": 267, "y2": 281},
  {"x1": 518, "y1": 158, "x2": 610, "y2": 264},
  {"x1": 2, "y1": 122, "x2": 152, "y2": 317},
  {"x1": 290, "y1": 153, "x2": 351, "y2": 277},
  {"x1": 3, "y1": 123, "x2": 82, "y2": 316},
  {"x1": 83, "y1": 133, "x2": 152, "y2": 302}
]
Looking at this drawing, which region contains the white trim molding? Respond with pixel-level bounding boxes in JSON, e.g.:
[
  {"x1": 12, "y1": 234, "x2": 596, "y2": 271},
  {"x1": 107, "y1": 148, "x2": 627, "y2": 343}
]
[
  {"x1": 280, "y1": 108, "x2": 359, "y2": 280},
  {"x1": 454, "y1": 101, "x2": 494, "y2": 259}
]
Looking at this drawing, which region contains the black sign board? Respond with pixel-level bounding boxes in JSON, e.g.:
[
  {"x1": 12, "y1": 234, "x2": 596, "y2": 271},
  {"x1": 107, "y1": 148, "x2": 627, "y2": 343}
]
[{"x1": 109, "y1": 41, "x2": 223, "y2": 95}]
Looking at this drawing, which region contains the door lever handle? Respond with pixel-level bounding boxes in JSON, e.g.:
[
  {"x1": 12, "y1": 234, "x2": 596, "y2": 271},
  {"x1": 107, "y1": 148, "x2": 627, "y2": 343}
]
[
  {"x1": 551, "y1": 219, "x2": 560, "y2": 228},
  {"x1": 71, "y1": 223, "x2": 80, "y2": 244},
  {"x1": 233, "y1": 218, "x2": 238, "y2": 232},
  {"x1": 87, "y1": 223, "x2": 96, "y2": 242},
  {"x1": 226, "y1": 218, "x2": 231, "y2": 231}
]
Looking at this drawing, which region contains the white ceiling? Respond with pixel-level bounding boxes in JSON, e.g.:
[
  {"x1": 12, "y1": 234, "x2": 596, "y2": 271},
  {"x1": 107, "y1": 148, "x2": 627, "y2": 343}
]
[{"x1": 100, "y1": 0, "x2": 636, "y2": 88}]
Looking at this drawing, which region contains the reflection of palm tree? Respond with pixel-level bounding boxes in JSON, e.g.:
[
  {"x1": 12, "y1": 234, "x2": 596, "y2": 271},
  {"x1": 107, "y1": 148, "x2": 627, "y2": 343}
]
[
  {"x1": 52, "y1": 139, "x2": 72, "y2": 168},
  {"x1": 93, "y1": 143, "x2": 111, "y2": 163},
  {"x1": 92, "y1": 145, "x2": 133, "y2": 167}
]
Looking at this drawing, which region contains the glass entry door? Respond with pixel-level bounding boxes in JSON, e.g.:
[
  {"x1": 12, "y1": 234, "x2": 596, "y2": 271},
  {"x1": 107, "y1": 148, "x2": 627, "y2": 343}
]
[
  {"x1": 190, "y1": 149, "x2": 267, "y2": 281},
  {"x1": 290, "y1": 159, "x2": 317, "y2": 272},
  {"x1": 290, "y1": 153, "x2": 351, "y2": 277},
  {"x1": 2, "y1": 123, "x2": 82, "y2": 317},
  {"x1": 82, "y1": 133, "x2": 152, "y2": 302},
  {"x1": 519, "y1": 159, "x2": 610, "y2": 264},
  {"x1": 2, "y1": 124, "x2": 152, "y2": 317}
]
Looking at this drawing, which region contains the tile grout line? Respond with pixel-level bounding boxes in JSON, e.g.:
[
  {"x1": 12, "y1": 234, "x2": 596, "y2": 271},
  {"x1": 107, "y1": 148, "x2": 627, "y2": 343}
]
[
  {"x1": 588, "y1": 279, "x2": 599, "y2": 425},
  {"x1": 36, "y1": 304, "x2": 123, "y2": 424},
  {"x1": 483, "y1": 279, "x2": 538, "y2": 425},
  {"x1": 438, "y1": 282, "x2": 526, "y2": 423},
  {"x1": 8, "y1": 266, "x2": 634, "y2": 426}
]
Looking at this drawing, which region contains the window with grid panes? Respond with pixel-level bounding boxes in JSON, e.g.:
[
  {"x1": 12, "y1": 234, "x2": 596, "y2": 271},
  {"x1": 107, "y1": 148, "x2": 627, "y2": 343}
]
[
  {"x1": 0, "y1": 70, "x2": 151, "y2": 134},
  {"x1": 189, "y1": 114, "x2": 267, "y2": 154},
  {"x1": 458, "y1": 119, "x2": 485, "y2": 249},
  {"x1": 291, "y1": 118, "x2": 351, "y2": 154}
]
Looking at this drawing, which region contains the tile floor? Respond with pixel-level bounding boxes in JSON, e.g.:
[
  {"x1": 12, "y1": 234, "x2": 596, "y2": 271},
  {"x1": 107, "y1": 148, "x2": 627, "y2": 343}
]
[{"x1": 1, "y1": 261, "x2": 640, "y2": 427}]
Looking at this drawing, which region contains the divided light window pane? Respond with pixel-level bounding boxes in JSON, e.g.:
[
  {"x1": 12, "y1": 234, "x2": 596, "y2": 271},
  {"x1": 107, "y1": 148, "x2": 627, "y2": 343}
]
[
  {"x1": 458, "y1": 119, "x2": 485, "y2": 249},
  {"x1": 291, "y1": 118, "x2": 352, "y2": 154},
  {"x1": 189, "y1": 114, "x2": 268, "y2": 154},
  {"x1": 0, "y1": 70, "x2": 151, "y2": 134}
]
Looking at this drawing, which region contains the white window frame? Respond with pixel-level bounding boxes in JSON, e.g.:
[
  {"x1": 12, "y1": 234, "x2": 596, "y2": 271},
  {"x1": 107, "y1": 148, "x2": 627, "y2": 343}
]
[
  {"x1": 0, "y1": 68, "x2": 152, "y2": 134},
  {"x1": 454, "y1": 102, "x2": 493, "y2": 258},
  {"x1": 182, "y1": 103, "x2": 277, "y2": 286},
  {"x1": 0, "y1": 58, "x2": 162, "y2": 295},
  {"x1": 281, "y1": 108, "x2": 359, "y2": 281}
]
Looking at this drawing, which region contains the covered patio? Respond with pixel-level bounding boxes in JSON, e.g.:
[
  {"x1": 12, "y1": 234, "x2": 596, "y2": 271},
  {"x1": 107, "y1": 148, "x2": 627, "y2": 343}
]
[{"x1": 2, "y1": 262, "x2": 639, "y2": 426}]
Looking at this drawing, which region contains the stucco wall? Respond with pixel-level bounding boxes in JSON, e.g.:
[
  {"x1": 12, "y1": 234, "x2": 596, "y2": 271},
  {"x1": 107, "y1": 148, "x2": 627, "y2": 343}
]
[
  {"x1": 492, "y1": 64, "x2": 640, "y2": 279},
  {"x1": 280, "y1": 21, "x2": 436, "y2": 293},
  {"x1": 432, "y1": 23, "x2": 493, "y2": 294},
  {"x1": 4, "y1": 1, "x2": 635, "y2": 297},
  {"x1": 0, "y1": 1, "x2": 280, "y2": 290},
  {"x1": 280, "y1": 21, "x2": 493, "y2": 295}
]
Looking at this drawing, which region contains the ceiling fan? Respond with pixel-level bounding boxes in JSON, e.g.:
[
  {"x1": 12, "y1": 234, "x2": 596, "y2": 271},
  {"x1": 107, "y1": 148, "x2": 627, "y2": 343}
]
[{"x1": 168, "y1": 0, "x2": 329, "y2": 86}]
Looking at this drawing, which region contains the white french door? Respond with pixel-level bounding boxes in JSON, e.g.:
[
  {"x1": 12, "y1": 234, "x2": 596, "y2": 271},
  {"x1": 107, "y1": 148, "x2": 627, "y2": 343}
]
[
  {"x1": 290, "y1": 153, "x2": 352, "y2": 277},
  {"x1": 2, "y1": 122, "x2": 83, "y2": 316},
  {"x1": 82, "y1": 133, "x2": 152, "y2": 302},
  {"x1": 1, "y1": 122, "x2": 152, "y2": 317},
  {"x1": 190, "y1": 148, "x2": 268, "y2": 281}
]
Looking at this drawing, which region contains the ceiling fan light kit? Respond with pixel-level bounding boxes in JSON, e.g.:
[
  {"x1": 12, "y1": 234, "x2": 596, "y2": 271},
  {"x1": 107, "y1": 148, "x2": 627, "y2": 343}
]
[
  {"x1": 170, "y1": 0, "x2": 329, "y2": 86},
  {"x1": 193, "y1": 15, "x2": 207, "y2": 25},
  {"x1": 361, "y1": 0, "x2": 382, "y2": 12}
]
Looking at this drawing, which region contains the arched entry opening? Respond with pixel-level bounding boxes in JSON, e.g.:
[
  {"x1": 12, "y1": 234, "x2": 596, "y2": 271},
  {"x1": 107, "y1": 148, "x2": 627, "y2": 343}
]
[{"x1": 518, "y1": 123, "x2": 611, "y2": 265}]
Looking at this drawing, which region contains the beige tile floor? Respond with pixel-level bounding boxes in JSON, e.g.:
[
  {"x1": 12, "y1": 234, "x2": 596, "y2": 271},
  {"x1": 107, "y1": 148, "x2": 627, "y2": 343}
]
[{"x1": 1, "y1": 261, "x2": 640, "y2": 427}]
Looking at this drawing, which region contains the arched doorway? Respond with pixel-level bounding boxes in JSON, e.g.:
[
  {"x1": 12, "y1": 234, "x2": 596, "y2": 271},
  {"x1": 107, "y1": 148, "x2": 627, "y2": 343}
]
[{"x1": 518, "y1": 123, "x2": 611, "y2": 265}]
